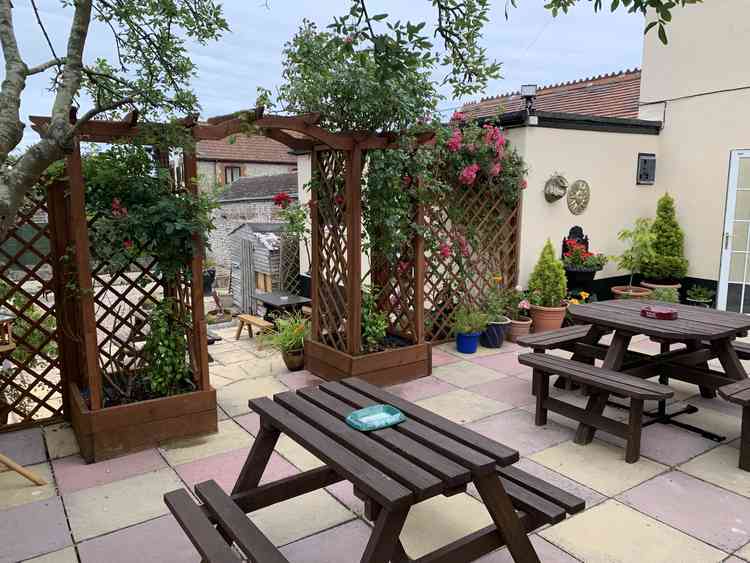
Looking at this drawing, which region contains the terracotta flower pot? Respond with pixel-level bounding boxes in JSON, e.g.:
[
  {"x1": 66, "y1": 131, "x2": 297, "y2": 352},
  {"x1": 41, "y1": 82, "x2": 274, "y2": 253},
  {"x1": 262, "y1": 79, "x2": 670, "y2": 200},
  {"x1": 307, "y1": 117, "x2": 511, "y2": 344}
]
[
  {"x1": 611, "y1": 286, "x2": 653, "y2": 299},
  {"x1": 507, "y1": 318, "x2": 532, "y2": 342},
  {"x1": 529, "y1": 304, "x2": 567, "y2": 333},
  {"x1": 282, "y1": 348, "x2": 305, "y2": 371},
  {"x1": 641, "y1": 281, "x2": 682, "y2": 291}
]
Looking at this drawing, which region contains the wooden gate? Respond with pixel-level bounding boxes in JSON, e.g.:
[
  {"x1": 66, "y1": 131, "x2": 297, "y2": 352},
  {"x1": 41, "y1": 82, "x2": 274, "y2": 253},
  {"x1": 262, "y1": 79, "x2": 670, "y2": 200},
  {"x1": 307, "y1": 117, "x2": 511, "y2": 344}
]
[
  {"x1": 240, "y1": 238, "x2": 254, "y2": 313},
  {"x1": 0, "y1": 188, "x2": 65, "y2": 428}
]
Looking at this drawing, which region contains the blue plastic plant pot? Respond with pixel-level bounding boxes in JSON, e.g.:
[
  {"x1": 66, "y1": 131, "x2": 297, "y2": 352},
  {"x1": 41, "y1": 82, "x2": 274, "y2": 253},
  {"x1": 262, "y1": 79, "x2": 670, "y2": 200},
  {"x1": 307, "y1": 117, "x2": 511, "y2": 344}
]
[{"x1": 456, "y1": 332, "x2": 481, "y2": 354}]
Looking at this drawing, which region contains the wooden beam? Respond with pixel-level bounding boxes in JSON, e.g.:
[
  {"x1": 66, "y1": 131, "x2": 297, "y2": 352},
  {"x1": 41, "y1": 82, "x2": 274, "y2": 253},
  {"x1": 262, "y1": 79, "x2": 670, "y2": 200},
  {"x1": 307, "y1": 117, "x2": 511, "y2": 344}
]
[
  {"x1": 309, "y1": 150, "x2": 321, "y2": 343},
  {"x1": 345, "y1": 146, "x2": 362, "y2": 355},
  {"x1": 29, "y1": 115, "x2": 194, "y2": 143},
  {"x1": 263, "y1": 129, "x2": 315, "y2": 151},
  {"x1": 255, "y1": 115, "x2": 354, "y2": 151}
]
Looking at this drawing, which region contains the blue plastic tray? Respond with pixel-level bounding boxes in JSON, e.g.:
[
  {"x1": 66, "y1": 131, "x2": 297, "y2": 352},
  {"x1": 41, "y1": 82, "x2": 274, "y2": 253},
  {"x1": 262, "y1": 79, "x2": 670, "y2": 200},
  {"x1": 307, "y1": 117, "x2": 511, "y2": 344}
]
[{"x1": 345, "y1": 404, "x2": 405, "y2": 431}]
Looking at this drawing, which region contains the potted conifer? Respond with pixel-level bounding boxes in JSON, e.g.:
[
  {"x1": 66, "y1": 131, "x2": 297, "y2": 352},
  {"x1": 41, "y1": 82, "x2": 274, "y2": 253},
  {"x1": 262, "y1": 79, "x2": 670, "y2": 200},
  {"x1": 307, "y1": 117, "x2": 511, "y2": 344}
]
[
  {"x1": 641, "y1": 193, "x2": 689, "y2": 290},
  {"x1": 528, "y1": 239, "x2": 568, "y2": 332}
]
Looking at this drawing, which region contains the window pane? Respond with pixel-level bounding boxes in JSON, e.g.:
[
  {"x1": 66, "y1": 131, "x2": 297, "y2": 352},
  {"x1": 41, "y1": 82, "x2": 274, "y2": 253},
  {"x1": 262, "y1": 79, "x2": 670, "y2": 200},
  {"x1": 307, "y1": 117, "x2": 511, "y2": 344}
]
[
  {"x1": 727, "y1": 283, "x2": 742, "y2": 312},
  {"x1": 734, "y1": 223, "x2": 749, "y2": 251},
  {"x1": 739, "y1": 158, "x2": 750, "y2": 189},
  {"x1": 735, "y1": 191, "x2": 750, "y2": 220},
  {"x1": 730, "y1": 252, "x2": 747, "y2": 282}
]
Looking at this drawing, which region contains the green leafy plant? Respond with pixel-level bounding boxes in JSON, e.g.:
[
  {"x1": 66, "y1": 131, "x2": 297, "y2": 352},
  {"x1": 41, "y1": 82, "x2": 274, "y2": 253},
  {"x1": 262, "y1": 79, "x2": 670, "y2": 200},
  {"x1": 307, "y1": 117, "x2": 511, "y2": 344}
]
[
  {"x1": 452, "y1": 304, "x2": 489, "y2": 335},
  {"x1": 361, "y1": 288, "x2": 389, "y2": 352},
  {"x1": 617, "y1": 218, "x2": 656, "y2": 287},
  {"x1": 142, "y1": 299, "x2": 192, "y2": 397},
  {"x1": 642, "y1": 193, "x2": 689, "y2": 282},
  {"x1": 0, "y1": 281, "x2": 57, "y2": 369},
  {"x1": 262, "y1": 311, "x2": 309, "y2": 353},
  {"x1": 650, "y1": 287, "x2": 680, "y2": 303},
  {"x1": 687, "y1": 285, "x2": 716, "y2": 302},
  {"x1": 562, "y1": 239, "x2": 608, "y2": 271},
  {"x1": 527, "y1": 240, "x2": 568, "y2": 308}
]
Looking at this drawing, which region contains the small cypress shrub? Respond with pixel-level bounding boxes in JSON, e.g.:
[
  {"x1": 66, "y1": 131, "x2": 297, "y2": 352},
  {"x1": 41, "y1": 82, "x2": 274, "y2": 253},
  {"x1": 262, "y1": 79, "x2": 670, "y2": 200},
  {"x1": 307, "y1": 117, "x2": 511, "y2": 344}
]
[
  {"x1": 643, "y1": 193, "x2": 689, "y2": 282},
  {"x1": 527, "y1": 239, "x2": 568, "y2": 307}
]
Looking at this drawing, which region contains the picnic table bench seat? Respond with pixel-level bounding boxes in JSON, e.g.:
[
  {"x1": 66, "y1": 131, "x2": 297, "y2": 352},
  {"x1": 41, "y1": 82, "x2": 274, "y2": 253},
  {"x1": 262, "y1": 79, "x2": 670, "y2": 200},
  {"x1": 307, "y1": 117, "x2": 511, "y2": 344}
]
[
  {"x1": 718, "y1": 380, "x2": 750, "y2": 471},
  {"x1": 731, "y1": 340, "x2": 750, "y2": 360},
  {"x1": 516, "y1": 324, "x2": 605, "y2": 351},
  {"x1": 519, "y1": 353, "x2": 673, "y2": 463},
  {"x1": 165, "y1": 377, "x2": 585, "y2": 562}
]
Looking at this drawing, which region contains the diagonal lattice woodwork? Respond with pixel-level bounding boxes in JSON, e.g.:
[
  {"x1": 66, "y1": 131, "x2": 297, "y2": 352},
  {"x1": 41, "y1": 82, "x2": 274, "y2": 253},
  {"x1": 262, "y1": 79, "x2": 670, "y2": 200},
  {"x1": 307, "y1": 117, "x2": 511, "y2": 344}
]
[
  {"x1": 312, "y1": 149, "x2": 349, "y2": 352},
  {"x1": 0, "y1": 188, "x2": 63, "y2": 426},
  {"x1": 424, "y1": 186, "x2": 520, "y2": 343}
]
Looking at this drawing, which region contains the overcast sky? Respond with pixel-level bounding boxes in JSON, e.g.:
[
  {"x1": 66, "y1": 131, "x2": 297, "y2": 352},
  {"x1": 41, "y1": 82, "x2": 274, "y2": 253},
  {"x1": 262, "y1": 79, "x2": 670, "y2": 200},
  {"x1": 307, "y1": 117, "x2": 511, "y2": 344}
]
[{"x1": 13, "y1": 1, "x2": 644, "y2": 147}]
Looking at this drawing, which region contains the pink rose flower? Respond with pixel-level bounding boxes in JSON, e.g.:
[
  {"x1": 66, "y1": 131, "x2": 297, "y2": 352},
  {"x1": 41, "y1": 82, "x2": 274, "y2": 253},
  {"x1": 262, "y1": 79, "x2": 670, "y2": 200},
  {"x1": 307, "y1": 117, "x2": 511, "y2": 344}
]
[
  {"x1": 489, "y1": 161, "x2": 502, "y2": 177},
  {"x1": 458, "y1": 163, "x2": 480, "y2": 186},
  {"x1": 466, "y1": 143, "x2": 476, "y2": 153},
  {"x1": 446, "y1": 129, "x2": 462, "y2": 152},
  {"x1": 519, "y1": 299, "x2": 530, "y2": 310},
  {"x1": 520, "y1": 179, "x2": 528, "y2": 190},
  {"x1": 439, "y1": 242, "x2": 452, "y2": 258},
  {"x1": 450, "y1": 111, "x2": 467, "y2": 123}
]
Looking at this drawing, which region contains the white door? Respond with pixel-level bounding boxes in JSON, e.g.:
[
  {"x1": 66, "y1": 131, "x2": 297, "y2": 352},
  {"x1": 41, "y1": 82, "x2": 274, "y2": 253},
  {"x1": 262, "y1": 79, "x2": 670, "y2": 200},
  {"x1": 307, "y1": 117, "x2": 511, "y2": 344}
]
[{"x1": 718, "y1": 150, "x2": 750, "y2": 311}]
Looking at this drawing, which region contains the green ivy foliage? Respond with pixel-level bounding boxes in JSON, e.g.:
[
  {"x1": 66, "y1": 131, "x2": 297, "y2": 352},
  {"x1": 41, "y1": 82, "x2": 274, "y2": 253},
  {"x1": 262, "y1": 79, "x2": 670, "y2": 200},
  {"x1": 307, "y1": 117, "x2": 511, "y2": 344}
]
[
  {"x1": 642, "y1": 193, "x2": 689, "y2": 282},
  {"x1": 527, "y1": 239, "x2": 568, "y2": 308},
  {"x1": 0, "y1": 281, "x2": 57, "y2": 370},
  {"x1": 142, "y1": 299, "x2": 192, "y2": 397}
]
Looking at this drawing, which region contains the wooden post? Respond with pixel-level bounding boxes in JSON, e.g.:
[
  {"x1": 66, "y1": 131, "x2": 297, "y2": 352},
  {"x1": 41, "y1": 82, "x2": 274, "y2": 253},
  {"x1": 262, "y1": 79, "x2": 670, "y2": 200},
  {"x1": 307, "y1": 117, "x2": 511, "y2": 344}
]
[
  {"x1": 183, "y1": 149, "x2": 209, "y2": 392},
  {"x1": 66, "y1": 141, "x2": 103, "y2": 410},
  {"x1": 310, "y1": 149, "x2": 321, "y2": 342},
  {"x1": 414, "y1": 204, "x2": 425, "y2": 344},
  {"x1": 46, "y1": 181, "x2": 81, "y2": 415},
  {"x1": 345, "y1": 146, "x2": 362, "y2": 356}
]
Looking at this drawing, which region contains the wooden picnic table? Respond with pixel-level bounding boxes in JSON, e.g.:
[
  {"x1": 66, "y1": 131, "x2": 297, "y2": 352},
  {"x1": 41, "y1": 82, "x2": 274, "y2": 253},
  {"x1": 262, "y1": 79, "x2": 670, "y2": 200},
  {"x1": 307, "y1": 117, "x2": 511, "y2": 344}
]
[
  {"x1": 252, "y1": 291, "x2": 310, "y2": 320},
  {"x1": 565, "y1": 299, "x2": 750, "y2": 442}
]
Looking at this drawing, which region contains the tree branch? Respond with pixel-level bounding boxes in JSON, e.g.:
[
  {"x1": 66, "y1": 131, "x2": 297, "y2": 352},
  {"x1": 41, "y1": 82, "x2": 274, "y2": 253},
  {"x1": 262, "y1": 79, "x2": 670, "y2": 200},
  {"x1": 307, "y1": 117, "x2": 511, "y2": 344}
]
[
  {"x1": 30, "y1": 0, "x2": 61, "y2": 66},
  {"x1": 27, "y1": 58, "x2": 66, "y2": 76},
  {"x1": 0, "y1": 0, "x2": 28, "y2": 161},
  {"x1": 73, "y1": 97, "x2": 134, "y2": 132}
]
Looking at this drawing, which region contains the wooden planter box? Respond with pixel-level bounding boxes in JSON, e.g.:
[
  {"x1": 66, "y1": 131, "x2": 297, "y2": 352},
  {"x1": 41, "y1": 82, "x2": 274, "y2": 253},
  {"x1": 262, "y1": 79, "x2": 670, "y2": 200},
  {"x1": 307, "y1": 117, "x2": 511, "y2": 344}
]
[
  {"x1": 69, "y1": 383, "x2": 217, "y2": 463},
  {"x1": 305, "y1": 340, "x2": 432, "y2": 386}
]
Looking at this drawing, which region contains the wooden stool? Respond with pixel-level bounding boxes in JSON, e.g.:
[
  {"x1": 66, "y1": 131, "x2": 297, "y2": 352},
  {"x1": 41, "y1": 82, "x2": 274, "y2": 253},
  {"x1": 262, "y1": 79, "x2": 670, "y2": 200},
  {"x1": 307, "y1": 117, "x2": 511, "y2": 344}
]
[{"x1": 235, "y1": 314, "x2": 273, "y2": 341}]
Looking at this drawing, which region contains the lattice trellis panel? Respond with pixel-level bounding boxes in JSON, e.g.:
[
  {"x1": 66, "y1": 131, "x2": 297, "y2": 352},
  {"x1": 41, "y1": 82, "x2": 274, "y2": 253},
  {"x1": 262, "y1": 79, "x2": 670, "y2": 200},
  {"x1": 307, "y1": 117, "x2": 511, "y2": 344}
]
[
  {"x1": 367, "y1": 247, "x2": 418, "y2": 345},
  {"x1": 312, "y1": 149, "x2": 349, "y2": 352},
  {"x1": 424, "y1": 187, "x2": 520, "y2": 343},
  {"x1": 279, "y1": 234, "x2": 302, "y2": 296},
  {"x1": 0, "y1": 189, "x2": 63, "y2": 426}
]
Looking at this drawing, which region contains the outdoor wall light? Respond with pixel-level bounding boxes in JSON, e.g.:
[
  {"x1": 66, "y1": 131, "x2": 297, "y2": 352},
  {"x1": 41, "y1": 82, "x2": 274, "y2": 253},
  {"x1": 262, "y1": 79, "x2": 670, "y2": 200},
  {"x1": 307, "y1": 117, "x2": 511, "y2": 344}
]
[{"x1": 521, "y1": 84, "x2": 538, "y2": 112}]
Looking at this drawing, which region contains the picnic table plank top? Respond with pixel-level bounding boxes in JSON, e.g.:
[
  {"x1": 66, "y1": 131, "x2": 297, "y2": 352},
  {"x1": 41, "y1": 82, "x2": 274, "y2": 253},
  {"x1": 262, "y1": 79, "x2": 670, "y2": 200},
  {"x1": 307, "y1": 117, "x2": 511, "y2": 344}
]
[
  {"x1": 252, "y1": 291, "x2": 311, "y2": 307},
  {"x1": 569, "y1": 299, "x2": 750, "y2": 340}
]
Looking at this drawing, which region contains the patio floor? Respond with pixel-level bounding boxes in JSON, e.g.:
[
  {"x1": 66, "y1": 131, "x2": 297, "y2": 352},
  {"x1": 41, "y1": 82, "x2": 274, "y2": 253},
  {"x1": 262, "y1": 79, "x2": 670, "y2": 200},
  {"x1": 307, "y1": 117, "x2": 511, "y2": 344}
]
[{"x1": 2, "y1": 326, "x2": 750, "y2": 562}]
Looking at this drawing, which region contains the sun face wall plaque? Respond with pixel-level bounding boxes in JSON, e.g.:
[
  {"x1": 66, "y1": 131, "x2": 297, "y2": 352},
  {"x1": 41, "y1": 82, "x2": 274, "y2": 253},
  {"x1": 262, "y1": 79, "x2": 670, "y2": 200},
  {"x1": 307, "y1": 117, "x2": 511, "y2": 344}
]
[{"x1": 567, "y1": 180, "x2": 590, "y2": 215}]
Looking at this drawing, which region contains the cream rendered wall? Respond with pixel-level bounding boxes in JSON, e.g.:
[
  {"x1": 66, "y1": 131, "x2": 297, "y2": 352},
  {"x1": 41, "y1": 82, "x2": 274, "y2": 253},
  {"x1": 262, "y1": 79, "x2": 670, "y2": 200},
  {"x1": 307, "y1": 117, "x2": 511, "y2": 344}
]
[
  {"x1": 514, "y1": 125, "x2": 661, "y2": 285},
  {"x1": 640, "y1": 0, "x2": 750, "y2": 104},
  {"x1": 297, "y1": 153, "x2": 312, "y2": 273}
]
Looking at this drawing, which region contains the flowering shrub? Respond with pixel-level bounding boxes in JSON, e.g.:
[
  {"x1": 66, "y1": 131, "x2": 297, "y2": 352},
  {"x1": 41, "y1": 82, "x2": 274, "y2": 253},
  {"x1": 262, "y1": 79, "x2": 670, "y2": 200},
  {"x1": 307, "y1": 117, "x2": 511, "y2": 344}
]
[{"x1": 562, "y1": 239, "x2": 608, "y2": 271}]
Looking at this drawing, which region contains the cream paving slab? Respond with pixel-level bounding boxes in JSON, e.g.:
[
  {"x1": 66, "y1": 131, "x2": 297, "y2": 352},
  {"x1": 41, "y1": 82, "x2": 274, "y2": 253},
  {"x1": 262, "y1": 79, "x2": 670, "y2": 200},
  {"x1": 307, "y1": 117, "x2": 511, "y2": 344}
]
[
  {"x1": 208, "y1": 347, "x2": 259, "y2": 365},
  {"x1": 399, "y1": 493, "x2": 493, "y2": 560},
  {"x1": 0, "y1": 462, "x2": 55, "y2": 509},
  {"x1": 670, "y1": 404, "x2": 742, "y2": 441},
  {"x1": 432, "y1": 361, "x2": 506, "y2": 388},
  {"x1": 65, "y1": 467, "x2": 185, "y2": 541},
  {"x1": 23, "y1": 547, "x2": 79, "y2": 563},
  {"x1": 541, "y1": 500, "x2": 726, "y2": 563},
  {"x1": 209, "y1": 373, "x2": 234, "y2": 389},
  {"x1": 275, "y1": 435, "x2": 324, "y2": 471},
  {"x1": 217, "y1": 376, "x2": 288, "y2": 416},
  {"x1": 209, "y1": 361, "x2": 262, "y2": 381},
  {"x1": 529, "y1": 440, "x2": 667, "y2": 496},
  {"x1": 159, "y1": 419, "x2": 252, "y2": 466},
  {"x1": 416, "y1": 389, "x2": 512, "y2": 425},
  {"x1": 250, "y1": 489, "x2": 354, "y2": 547},
  {"x1": 736, "y1": 542, "x2": 750, "y2": 561},
  {"x1": 43, "y1": 422, "x2": 80, "y2": 459},
  {"x1": 680, "y1": 445, "x2": 750, "y2": 498}
]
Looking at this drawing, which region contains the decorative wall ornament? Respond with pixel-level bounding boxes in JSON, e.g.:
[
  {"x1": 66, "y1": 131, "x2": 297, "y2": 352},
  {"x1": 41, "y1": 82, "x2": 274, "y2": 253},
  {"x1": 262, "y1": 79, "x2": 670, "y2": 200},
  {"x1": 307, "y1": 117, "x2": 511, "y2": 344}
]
[
  {"x1": 567, "y1": 180, "x2": 591, "y2": 215},
  {"x1": 544, "y1": 174, "x2": 568, "y2": 203}
]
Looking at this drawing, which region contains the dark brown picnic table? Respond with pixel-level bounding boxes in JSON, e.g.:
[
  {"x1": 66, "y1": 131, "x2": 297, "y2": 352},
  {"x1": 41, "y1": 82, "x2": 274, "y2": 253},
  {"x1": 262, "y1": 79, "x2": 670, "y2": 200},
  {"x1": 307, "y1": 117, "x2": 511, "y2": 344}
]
[
  {"x1": 217, "y1": 378, "x2": 585, "y2": 563},
  {"x1": 565, "y1": 299, "x2": 750, "y2": 442}
]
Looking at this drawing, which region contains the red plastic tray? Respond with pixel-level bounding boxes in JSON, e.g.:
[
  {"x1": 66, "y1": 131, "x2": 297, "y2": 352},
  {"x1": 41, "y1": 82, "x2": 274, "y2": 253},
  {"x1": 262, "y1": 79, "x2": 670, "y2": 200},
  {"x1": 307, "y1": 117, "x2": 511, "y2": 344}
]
[{"x1": 640, "y1": 306, "x2": 678, "y2": 320}]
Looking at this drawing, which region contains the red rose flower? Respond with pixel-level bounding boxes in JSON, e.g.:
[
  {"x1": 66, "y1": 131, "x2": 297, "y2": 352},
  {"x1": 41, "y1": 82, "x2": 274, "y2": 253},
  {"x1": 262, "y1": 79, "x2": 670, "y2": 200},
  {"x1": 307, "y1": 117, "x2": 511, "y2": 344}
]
[
  {"x1": 439, "y1": 242, "x2": 452, "y2": 258},
  {"x1": 334, "y1": 194, "x2": 345, "y2": 206},
  {"x1": 272, "y1": 192, "x2": 292, "y2": 208},
  {"x1": 123, "y1": 239, "x2": 133, "y2": 250},
  {"x1": 402, "y1": 175, "x2": 412, "y2": 187}
]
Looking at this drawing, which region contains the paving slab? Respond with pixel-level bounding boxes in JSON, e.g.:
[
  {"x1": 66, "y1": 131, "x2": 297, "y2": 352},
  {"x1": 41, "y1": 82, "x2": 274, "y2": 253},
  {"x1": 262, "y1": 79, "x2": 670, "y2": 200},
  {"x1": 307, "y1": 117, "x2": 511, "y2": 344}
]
[
  {"x1": 77, "y1": 514, "x2": 199, "y2": 563},
  {"x1": 217, "y1": 375, "x2": 288, "y2": 416},
  {"x1": 0, "y1": 426, "x2": 46, "y2": 467},
  {"x1": 0, "y1": 461, "x2": 55, "y2": 509},
  {"x1": 53, "y1": 449, "x2": 166, "y2": 495},
  {"x1": 737, "y1": 542, "x2": 750, "y2": 561},
  {"x1": 65, "y1": 467, "x2": 185, "y2": 541},
  {"x1": 416, "y1": 389, "x2": 512, "y2": 424},
  {"x1": 475, "y1": 535, "x2": 581, "y2": 562},
  {"x1": 235, "y1": 411, "x2": 261, "y2": 435},
  {"x1": 208, "y1": 362, "x2": 255, "y2": 381},
  {"x1": 175, "y1": 447, "x2": 298, "y2": 493},
  {"x1": 386, "y1": 375, "x2": 456, "y2": 402},
  {"x1": 529, "y1": 440, "x2": 667, "y2": 496},
  {"x1": 468, "y1": 376, "x2": 542, "y2": 407},
  {"x1": 670, "y1": 403, "x2": 743, "y2": 441},
  {"x1": 432, "y1": 361, "x2": 506, "y2": 388},
  {"x1": 469, "y1": 352, "x2": 533, "y2": 377},
  {"x1": 280, "y1": 520, "x2": 373, "y2": 563},
  {"x1": 618, "y1": 471, "x2": 750, "y2": 552},
  {"x1": 325, "y1": 481, "x2": 366, "y2": 518},
  {"x1": 250, "y1": 489, "x2": 355, "y2": 547},
  {"x1": 275, "y1": 434, "x2": 325, "y2": 471},
  {"x1": 43, "y1": 422, "x2": 79, "y2": 459},
  {"x1": 431, "y1": 349, "x2": 461, "y2": 367},
  {"x1": 159, "y1": 419, "x2": 251, "y2": 465},
  {"x1": 277, "y1": 370, "x2": 324, "y2": 390},
  {"x1": 540, "y1": 499, "x2": 727, "y2": 562},
  {"x1": 0, "y1": 498, "x2": 71, "y2": 563},
  {"x1": 24, "y1": 546, "x2": 79, "y2": 563},
  {"x1": 468, "y1": 409, "x2": 573, "y2": 456},
  {"x1": 680, "y1": 445, "x2": 750, "y2": 498},
  {"x1": 399, "y1": 493, "x2": 493, "y2": 560}
]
